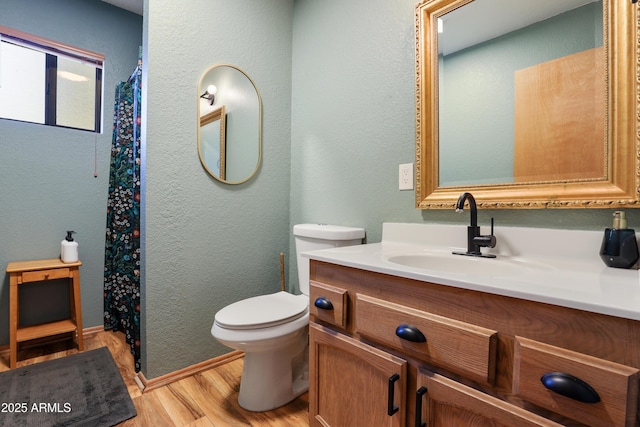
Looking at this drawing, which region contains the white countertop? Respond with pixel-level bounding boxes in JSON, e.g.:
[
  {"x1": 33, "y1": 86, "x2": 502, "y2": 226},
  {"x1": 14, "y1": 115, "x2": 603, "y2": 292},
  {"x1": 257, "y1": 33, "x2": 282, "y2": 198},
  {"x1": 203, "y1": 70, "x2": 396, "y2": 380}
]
[{"x1": 303, "y1": 223, "x2": 640, "y2": 321}]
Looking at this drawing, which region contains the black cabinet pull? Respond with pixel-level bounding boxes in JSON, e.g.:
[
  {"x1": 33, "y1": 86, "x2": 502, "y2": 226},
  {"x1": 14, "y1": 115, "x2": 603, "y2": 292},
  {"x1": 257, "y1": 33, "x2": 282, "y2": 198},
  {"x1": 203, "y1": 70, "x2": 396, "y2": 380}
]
[
  {"x1": 395, "y1": 324, "x2": 427, "y2": 343},
  {"x1": 540, "y1": 372, "x2": 600, "y2": 403},
  {"x1": 387, "y1": 374, "x2": 400, "y2": 416},
  {"x1": 314, "y1": 297, "x2": 334, "y2": 310},
  {"x1": 415, "y1": 386, "x2": 427, "y2": 427}
]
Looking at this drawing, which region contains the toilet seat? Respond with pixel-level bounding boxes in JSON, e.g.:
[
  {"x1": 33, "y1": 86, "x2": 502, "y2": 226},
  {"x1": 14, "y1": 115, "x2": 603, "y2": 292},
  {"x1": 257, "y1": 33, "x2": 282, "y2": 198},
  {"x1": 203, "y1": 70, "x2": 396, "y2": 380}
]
[{"x1": 215, "y1": 291, "x2": 308, "y2": 330}]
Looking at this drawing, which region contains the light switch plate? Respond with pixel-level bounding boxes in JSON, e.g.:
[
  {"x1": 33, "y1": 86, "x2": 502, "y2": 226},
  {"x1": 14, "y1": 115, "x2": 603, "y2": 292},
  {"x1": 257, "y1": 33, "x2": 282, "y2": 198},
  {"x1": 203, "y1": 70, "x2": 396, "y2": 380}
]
[{"x1": 399, "y1": 163, "x2": 413, "y2": 190}]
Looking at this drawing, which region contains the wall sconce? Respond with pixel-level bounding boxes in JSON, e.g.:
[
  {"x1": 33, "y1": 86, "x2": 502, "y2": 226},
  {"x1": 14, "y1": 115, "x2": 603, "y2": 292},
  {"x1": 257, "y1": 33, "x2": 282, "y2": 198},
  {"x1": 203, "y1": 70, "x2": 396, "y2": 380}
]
[{"x1": 200, "y1": 85, "x2": 217, "y2": 105}]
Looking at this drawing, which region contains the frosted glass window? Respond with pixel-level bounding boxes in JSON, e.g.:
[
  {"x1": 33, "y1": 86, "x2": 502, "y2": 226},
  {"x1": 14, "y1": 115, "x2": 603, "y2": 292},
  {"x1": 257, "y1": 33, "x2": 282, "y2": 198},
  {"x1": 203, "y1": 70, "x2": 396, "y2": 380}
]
[
  {"x1": 0, "y1": 27, "x2": 103, "y2": 132},
  {"x1": 56, "y1": 56, "x2": 96, "y2": 131},
  {"x1": 0, "y1": 41, "x2": 46, "y2": 124}
]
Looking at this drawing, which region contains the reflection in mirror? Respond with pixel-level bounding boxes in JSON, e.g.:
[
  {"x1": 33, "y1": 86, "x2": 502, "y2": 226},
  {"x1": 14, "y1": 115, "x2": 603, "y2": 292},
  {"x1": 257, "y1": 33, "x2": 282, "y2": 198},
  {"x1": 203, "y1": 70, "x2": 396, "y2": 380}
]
[
  {"x1": 197, "y1": 65, "x2": 262, "y2": 184},
  {"x1": 199, "y1": 106, "x2": 226, "y2": 179},
  {"x1": 439, "y1": 0, "x2": 604, "y2": 186},
  {"x1": 415, "y1": 0, "x2": 639, "y2": 208}
]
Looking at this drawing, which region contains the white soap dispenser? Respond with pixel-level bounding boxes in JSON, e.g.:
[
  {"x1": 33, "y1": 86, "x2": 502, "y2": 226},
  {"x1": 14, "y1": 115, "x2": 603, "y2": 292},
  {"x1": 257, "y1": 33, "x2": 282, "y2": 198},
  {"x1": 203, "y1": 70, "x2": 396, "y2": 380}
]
[{"x1": 61, "y1": 231, "x2": 79, "y2": 263}]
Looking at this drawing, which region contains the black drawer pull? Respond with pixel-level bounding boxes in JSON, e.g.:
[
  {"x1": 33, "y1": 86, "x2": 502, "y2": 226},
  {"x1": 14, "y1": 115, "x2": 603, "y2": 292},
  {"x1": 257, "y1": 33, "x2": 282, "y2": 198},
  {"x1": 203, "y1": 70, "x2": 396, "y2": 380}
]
[
  {"x1": 395, "y1": 324, "x2": 426, "y2": 343},
  {"x1": 540, "y1": 372, "x2": 600, "y2": 403},
  {"x1": 387, "y1": 374, "x2": 400, "y2": 416},
  {"x1": 415, "y1": 386, "x2": 427, "y2": 427},
  {"x1": 314, "y1": 297, "x2": 334, "y2": 311}
]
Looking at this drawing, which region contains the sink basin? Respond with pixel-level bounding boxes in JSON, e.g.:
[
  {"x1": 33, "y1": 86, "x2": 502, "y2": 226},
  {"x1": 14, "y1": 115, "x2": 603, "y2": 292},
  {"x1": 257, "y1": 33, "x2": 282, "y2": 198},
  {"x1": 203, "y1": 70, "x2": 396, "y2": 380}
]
[{"x1": 385, "y1": 253, "x2": 550, "y2": 276}]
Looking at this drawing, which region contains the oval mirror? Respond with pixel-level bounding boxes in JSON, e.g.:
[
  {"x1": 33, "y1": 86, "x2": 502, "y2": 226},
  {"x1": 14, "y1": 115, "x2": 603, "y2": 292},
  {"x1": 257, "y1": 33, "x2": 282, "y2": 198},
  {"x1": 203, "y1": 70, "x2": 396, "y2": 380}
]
[{"x1": 197, "y1": 64, "x2": 262, "y2": 184}]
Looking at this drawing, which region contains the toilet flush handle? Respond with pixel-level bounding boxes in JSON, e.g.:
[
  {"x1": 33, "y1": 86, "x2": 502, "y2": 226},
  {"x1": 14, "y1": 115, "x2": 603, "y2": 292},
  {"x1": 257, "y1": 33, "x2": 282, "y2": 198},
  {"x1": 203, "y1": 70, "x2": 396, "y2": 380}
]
[{"x1": 314, "y1": 297, "x2": 334, "y2": 311}]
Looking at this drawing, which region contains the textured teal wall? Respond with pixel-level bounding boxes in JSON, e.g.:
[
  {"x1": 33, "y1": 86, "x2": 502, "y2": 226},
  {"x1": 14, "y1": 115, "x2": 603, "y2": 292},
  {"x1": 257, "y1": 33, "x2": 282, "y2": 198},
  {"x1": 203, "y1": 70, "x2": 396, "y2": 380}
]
[
  {"x1": 290, "y1": 0, "x2": 423, "y2": 249},
  {"x1": 289, "y1": 0, "x2": 632, "y2": 286},
  {"x1": 0, "y1": 0, "x2": 142, "y2": 346},
  {"x1": 142, "y1": 0, "x2": 293, "y2": 377}
]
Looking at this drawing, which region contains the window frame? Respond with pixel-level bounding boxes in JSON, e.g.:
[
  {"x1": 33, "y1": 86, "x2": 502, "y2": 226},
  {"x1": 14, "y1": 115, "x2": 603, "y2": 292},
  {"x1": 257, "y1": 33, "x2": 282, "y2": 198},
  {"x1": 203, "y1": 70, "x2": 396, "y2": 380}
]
[{"x1": 0, "y1": 25, "x2": 105, "y2": 133}]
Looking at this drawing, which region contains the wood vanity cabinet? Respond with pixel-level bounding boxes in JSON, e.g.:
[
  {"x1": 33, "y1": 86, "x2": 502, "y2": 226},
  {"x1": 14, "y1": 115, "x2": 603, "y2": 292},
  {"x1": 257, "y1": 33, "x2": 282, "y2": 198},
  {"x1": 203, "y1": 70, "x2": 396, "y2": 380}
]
[{"x1": 308, "y1": 260, "x2": 640, "y2": 427}]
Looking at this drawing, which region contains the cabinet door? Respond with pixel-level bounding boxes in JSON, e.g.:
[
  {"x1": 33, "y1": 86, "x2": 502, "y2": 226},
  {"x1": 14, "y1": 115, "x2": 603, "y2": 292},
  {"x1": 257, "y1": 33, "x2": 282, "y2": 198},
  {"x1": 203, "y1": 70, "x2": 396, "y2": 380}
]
[
  {"x1": 416, "y1": 369, "x2": 562, "y2": 427},
  {"x1": 309, "y1": 323, "x2": 407, "y2": 427}
]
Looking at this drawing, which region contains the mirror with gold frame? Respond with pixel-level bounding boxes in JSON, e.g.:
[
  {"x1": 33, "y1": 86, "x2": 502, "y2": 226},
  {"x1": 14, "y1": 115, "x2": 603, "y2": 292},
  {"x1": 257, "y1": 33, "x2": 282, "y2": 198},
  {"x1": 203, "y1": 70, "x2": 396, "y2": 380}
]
[
  {"x1": 197, "y1": 64, "x2": 262, "y2": 184},
  {"x1": 415, "y1": 0, "x2": 639, "y2": 208}
]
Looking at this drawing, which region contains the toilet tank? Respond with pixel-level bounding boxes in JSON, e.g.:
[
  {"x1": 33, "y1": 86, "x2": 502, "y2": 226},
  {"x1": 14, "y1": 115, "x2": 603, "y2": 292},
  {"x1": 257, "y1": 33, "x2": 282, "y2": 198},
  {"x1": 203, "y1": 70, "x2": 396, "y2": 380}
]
[{"x1": 293, "y1": 224, "x2": 365, "y2": 296}]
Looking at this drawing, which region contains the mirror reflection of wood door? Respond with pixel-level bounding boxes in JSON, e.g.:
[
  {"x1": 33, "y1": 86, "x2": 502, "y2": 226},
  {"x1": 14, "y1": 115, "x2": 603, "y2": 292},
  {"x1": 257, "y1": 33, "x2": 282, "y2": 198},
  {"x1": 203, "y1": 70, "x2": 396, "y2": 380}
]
[
  {"x1": 513, "y1": 47, "x2": 605, "y2": 182},
  {"x1": 199, "y1": 106, "x2": 226, "y2": 180}
]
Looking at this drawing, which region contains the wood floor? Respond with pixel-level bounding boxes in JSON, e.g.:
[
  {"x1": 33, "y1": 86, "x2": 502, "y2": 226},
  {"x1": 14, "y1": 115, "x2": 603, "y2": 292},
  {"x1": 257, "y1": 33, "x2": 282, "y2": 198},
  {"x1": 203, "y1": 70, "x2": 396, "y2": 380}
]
[{"x1": 0, "y1": 330, "x2": 310, "y2": 426}]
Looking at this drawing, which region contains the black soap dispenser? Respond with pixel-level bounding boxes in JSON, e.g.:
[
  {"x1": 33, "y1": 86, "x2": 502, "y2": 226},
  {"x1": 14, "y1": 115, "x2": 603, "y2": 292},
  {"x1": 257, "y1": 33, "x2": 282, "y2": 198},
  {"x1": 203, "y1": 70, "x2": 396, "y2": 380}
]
[{"x1": 600, "y1": 211, "x2": 639, "y2": 269}]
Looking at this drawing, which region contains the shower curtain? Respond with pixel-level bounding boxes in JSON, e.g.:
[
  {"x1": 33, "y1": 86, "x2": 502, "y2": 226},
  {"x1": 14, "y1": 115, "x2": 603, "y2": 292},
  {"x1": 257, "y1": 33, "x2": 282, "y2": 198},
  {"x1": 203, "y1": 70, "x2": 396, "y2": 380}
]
[{"x1": 104, "y1": 61, "x2": 142, "y2": 372}]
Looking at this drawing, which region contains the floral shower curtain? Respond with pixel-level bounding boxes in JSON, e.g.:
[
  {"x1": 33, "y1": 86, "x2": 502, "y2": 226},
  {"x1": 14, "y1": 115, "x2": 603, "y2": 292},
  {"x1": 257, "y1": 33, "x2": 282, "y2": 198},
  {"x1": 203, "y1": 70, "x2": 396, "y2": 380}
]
[{"x1": 104, "y1": 61, "x2": 142, "y2": 372}]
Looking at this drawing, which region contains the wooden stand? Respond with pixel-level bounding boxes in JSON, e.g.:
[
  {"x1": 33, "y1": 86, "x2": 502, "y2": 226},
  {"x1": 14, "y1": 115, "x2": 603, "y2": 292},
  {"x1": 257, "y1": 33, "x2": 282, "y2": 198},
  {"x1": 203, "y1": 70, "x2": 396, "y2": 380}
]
[{"x1": 6, "y1": 258, "x2": 83, "y2": 368}]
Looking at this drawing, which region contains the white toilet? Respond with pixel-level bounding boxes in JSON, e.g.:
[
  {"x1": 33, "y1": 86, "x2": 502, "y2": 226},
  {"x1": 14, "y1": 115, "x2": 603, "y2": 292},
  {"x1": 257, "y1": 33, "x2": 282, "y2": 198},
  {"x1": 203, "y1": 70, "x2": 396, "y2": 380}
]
[{"x1": 211, "y1": 223, "x2": 365, "y2": 412}]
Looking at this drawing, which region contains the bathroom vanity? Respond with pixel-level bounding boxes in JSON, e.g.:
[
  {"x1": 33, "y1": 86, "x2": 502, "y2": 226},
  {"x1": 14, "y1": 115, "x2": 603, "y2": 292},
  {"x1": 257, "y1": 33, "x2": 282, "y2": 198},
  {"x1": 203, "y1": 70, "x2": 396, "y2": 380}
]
[{"x1": 306, "y1": 223, "x2": 640, "y2": 426}]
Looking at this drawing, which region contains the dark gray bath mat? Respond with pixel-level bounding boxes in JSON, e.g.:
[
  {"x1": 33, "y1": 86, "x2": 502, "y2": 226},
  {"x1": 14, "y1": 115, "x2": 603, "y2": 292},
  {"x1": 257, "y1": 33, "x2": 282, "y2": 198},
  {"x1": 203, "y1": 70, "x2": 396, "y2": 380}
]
[{"x1": 0, "y1": 346, "x2": 136, "y2": 426}]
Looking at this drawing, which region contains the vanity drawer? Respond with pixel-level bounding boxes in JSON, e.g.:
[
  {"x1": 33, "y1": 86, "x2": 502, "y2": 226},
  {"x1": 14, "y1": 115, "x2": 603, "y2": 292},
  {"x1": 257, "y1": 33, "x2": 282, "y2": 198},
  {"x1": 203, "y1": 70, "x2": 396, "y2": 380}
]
[
  {"x1": 514, "y1": 336, "x2": 639, "y2": 427},
  {"x1": 355, "y1": 293, "x2": 497, "y2": 385},
  {"x1": 21, "y1": 268, "x2": 70, "y2": 283},
  {"x1": 309, "y1": 281, "x2": 348, "y2": 328}
]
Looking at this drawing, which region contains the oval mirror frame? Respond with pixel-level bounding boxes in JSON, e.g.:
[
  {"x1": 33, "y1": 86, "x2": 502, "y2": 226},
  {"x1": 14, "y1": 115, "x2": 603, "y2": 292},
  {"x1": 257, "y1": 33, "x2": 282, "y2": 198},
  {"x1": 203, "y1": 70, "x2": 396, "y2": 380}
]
[
  {"x1": 415, "y1": 0, "x2": 639, "y2": 208},
  {"x1": 197, "y1": 64, "x2": 262, "y2": 184}
]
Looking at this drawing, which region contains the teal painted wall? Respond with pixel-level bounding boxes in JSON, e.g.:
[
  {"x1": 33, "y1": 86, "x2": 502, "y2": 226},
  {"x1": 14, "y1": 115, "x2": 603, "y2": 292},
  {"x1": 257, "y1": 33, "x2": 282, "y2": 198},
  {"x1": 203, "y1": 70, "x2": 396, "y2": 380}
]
[
  {"x1": 0, "y1": 0, "x2": 142, "y2": 345},
  {"x1": 142, "y1": 0, "x2": 293, "y2": 377},
  {"x1": 290, "y1": 0, "x2": 422, "y2": 249},
  {"x1": 288, "y1": 0, "x2": 632, "y2": 288}
]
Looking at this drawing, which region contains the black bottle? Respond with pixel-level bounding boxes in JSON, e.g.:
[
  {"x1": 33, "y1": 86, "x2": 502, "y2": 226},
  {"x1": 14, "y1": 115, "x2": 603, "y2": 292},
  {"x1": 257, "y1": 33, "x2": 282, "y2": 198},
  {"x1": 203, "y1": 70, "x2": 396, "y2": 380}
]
[{"x1": 600, "y1": 211, "x2": 639, "y2": 269}]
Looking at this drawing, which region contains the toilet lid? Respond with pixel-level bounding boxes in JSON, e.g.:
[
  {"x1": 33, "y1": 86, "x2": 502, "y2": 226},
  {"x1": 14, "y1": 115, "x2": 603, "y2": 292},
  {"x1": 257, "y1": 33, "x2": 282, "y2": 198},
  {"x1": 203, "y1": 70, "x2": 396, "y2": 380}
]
[{"x1": 215, "y1": 291, "x2": 308, "y2": 330}]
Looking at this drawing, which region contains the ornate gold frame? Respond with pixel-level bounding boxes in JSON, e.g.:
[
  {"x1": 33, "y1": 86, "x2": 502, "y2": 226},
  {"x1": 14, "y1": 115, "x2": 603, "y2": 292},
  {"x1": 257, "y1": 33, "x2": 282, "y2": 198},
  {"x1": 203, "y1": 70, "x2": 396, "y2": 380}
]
[{"x1": 415, "y1": 0, "x2": 640, "y2": 209}]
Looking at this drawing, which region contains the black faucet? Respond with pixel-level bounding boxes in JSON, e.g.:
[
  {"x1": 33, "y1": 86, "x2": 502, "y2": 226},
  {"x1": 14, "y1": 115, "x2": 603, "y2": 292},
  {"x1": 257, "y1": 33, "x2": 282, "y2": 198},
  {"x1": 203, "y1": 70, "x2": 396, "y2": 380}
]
[{"x1": 453, "y1": 192, "x2": 497, "y2": 258}]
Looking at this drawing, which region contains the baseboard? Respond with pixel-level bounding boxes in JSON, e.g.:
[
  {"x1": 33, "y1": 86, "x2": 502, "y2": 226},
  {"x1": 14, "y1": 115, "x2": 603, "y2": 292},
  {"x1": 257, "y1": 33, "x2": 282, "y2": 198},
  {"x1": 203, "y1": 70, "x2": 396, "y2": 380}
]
[
  {"x1": 81, "y1": 325, "x2": 105, "y2": 337},
  {"x1": 135, "y1": 350, "x2": 244, "y2": 393},
  {"x1": 0, "y1": 327, "x2": 244, "y2": 393}
]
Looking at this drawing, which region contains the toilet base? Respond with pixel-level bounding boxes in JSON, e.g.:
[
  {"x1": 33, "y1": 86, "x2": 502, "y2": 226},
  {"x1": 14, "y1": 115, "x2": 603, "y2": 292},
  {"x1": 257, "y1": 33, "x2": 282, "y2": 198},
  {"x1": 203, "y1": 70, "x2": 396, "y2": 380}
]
[{"x1": 237, "y1": 329, "x2": 309, "y2": 412}]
